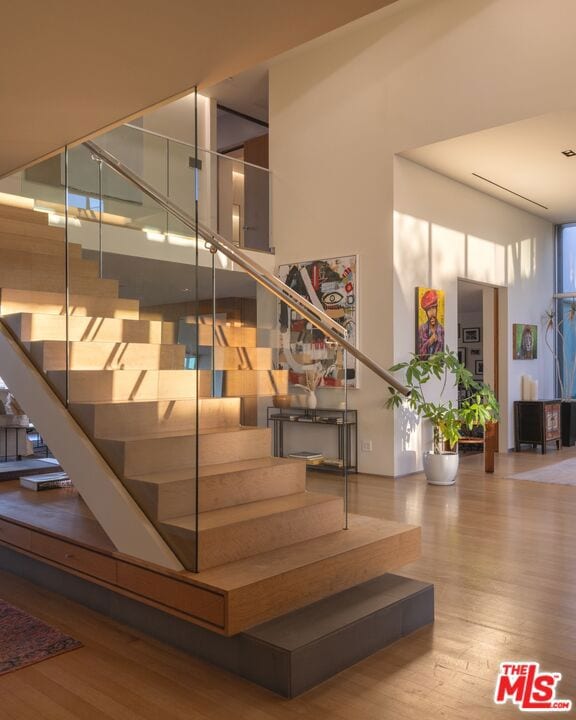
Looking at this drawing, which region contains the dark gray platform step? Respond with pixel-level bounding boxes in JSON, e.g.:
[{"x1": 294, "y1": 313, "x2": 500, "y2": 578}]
[
  {"x1": 0, "y1": 545, "x2": 433, "y2": 698},
  {"x1": 242, "y1": 573, "x2": 434, "y2": 697}
]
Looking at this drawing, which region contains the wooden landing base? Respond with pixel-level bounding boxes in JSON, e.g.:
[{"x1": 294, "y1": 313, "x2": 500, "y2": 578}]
[
  {"x1": 0, "y1": 543, "x2": 433, "y2": 697},
  {"x1": 0, "y1": 482, "x2": 420, "y2": 634}
]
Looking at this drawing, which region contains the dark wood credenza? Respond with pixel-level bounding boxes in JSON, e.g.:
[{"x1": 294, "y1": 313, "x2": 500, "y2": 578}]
[{"x1": 514, "y1": 400, "x2": 561, "y2": 454}]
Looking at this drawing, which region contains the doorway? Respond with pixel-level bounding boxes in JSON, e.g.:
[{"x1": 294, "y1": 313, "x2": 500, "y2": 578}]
[{"x1": 457, "y1": 279, "x2": 500, "y2": 453}]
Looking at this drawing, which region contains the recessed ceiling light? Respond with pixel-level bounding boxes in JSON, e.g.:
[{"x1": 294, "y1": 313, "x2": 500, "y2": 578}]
[{"x1": 562, "y1": 149, "x2": 576, "y2": 157}]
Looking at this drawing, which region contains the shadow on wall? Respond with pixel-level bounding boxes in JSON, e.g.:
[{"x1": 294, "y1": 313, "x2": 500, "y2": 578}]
[{"x1": 397, "y1": 404, "x2": 420, "y2": 463}]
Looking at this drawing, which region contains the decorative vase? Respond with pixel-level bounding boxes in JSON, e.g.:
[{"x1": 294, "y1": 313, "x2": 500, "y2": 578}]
[
  {"x1": 307, "y1": 391, "x2": 318, "y2": 410},
  {"x1": 423, "y1": 451, "x2": 459, "y2": 485}
]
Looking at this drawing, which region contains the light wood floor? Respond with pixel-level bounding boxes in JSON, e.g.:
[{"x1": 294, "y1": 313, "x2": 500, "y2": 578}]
[{"x1": 1, "y1": 448, "x2": 576, "y2": 719}]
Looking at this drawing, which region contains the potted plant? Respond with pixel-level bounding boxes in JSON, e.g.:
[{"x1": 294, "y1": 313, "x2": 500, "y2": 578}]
[
  {"x1": 385, "y1": 349, "x2": 499, "y2": 485},
  {"x1": 544, "y1": 301, "x2": 576, "y2": 445}
]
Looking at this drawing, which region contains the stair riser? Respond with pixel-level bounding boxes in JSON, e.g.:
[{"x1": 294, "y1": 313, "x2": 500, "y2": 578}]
[
  {"x1": 48, "y1": 370, "x2": 210, "y2": 403},
  {"x1": 0, "y1": 272, "x2": 118, "y2": 296},
  {"x1": 0, "y1": 289, "x2": 139, "y2": 319},
  {"x1": 98, "y1": 428, "x2": 272, "y2": 476},
  {"x1": 44, "y1": 368, "x2": 284, "y2": 402},
  {"x1": 198, "y1": 347, "x2": 273, "y2": 371},
  {"x1": 0, "y1": 217, "x2": 65, "y2": 240},
  {"x1": 164, "y1": 497, "x2": 345, "y2": 570},
  {"x1": 126, "y1": 461, "x2": 307, "y2": 520},
  {"x1": 0, "y1": 233, "x2": 82, "y2": 257},
  {"x1": 29, "y1": 341, "x2": 186, "y2": 371},
  {"x1": 0, "y1": 250, "x2": 98, "y2": 278},
  {"x1": 193, "y1": 324, "x2": 258, "y2": 348},
  {"x1": 222, "y1": 370, "x2": 288, "y2": 397},
  {"x1": 6, "y1": 315, "x2": 171, "y2": 344},
  {"x1": 71, "y1": 398, "x2": 241, "y2": 437},
  {"x1": 0, "y1": 205, "x2": 51, "y2": 225}
]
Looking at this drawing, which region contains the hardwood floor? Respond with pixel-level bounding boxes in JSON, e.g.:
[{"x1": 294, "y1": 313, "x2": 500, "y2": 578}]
[{"x1": 2, "y1": 448, "x2": 576, "y2": 718}]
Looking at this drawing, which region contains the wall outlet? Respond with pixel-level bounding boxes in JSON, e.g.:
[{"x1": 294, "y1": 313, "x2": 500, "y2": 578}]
[{"x1": 361, "y1": 440, "x2": 373, "y2": 452}]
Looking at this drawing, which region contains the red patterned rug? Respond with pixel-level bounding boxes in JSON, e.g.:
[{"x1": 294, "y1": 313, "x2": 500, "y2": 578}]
[{"x1": 0, "y1": 599, "x2": 82, "y2": 675}]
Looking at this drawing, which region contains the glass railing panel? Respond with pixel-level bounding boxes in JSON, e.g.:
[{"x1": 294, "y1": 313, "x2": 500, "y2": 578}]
[
  {"x1": 202, "y1": 149, "x2": 270, "y2": 252},
  {"x1": 82, "y1": 127, "x2": 171, "y2": 235},
  {"x1": 64, "y1": 144, "x2": 201, "y2": 571},
  {"x1": 0, "y1": 152, "x2": 68, "y2": 345},
  {"x1": 0, "y1": 152, "x2": 67, "y2": 470},
  {"x1": 0, "y1": 153, "x2": 68, "y2": 225},
  {"x1": 95, "y1": 121, "x2": 271, "y2": 253},
  {"x1": 73, "y1": 137, "x2": 393, "y2": 570},
  {"x1": 204, "y1": 257, "x2": 351, "y2": 529}
]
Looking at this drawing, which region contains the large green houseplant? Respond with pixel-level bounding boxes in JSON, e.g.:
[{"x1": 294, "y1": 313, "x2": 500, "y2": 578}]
[{"x1": 385, "y1": 349, "x2": 499, "y2": 484}]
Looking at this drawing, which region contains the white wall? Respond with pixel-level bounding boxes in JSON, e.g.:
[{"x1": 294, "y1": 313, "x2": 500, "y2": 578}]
[
  {"x1": 269, "y1": 0, "x2": 569, "y2": 475},
  {"x1": 394, "y1": 157, "x2": 554, "y2": 472}
]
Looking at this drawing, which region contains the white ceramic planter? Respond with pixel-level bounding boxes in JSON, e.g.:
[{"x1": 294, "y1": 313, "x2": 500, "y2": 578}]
[{"x1": 423, "y1": 451, "x2": 459, "y2": 485}]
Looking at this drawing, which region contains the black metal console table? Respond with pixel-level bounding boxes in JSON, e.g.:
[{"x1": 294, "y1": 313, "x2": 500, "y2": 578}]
[{"x1": 266, "y1": 407, "x2": 358, "y2": 475}]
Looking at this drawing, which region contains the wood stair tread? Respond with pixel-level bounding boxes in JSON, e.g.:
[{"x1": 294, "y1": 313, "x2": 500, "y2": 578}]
[
  {"x1": 0, "y1": 288, "x2": 139, "y2": 319},
  {"x1": 70, "y1": 396, "x2": 199, "y2": 405},
  {"x1": 166, "y1": 491, "x2": 342, "y2": 532},
  {"x1": 97, "y1": 425, "x2": 260, "y2": 442},
  {"x1": 8, "y1": 312, "x2": 165, "y2": 335},
  {"x1": 194, "y1": 514, "x2": 419, "y2": 590},
  {"x1": 30, "y1": 339, "x2": 181, "y2": 348},
  {"x1": 127, "y1": 456, "x2": 304, "y2": 484}
]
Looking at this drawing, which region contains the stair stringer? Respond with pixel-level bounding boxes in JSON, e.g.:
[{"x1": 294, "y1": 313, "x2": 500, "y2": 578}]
[{"x1": 0, "y1": 322, "x2": 184, "y2": 571}]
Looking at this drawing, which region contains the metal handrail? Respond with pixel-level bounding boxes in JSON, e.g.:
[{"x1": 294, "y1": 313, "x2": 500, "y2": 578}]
[
  {"x1": 83, "y1": 140, "x2": 410, "y2": 395},
  {"x1": 123, "y1": 123, "x2": 270, "y2": 173}
]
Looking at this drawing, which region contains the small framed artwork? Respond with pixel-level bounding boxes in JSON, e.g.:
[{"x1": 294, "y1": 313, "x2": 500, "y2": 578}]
[
  {"x1": 463, "y1": 327, "x2": 481, "y2": 343},
  {"x1": 471, "y1": 348, "x2": 480, "y2": 356},
  {"x1": 475, "y1": 360, "x2": 484, "y2": 376},
  {"x1": 512, "y1": 323, "x2": 537, "y2": 359},
  {"x1": 457, "y1": 348, "x2": 466, "y2": 366}
]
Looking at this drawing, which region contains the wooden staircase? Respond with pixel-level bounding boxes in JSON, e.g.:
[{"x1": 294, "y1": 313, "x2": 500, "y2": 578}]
[{"x1": 0, "y1": 202, "x2": 420, "y2": 632}]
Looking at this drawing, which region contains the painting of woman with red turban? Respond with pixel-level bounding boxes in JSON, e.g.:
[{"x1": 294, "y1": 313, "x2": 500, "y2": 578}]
[{"x1": 416, "y1": 287, "x2": 445, "y2": 359}]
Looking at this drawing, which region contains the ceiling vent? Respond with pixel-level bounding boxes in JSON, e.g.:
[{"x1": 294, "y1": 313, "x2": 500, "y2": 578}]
[
  {"x1": 472, "y1": 173, "x2": 548, "y2": 210},
  {"x1": 562, "y1": 149, "x2": 576, "y2": 157}
]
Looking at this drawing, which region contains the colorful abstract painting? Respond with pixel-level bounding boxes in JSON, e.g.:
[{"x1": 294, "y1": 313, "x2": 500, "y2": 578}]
[
  {"x1": 513, "y1": 324, "x2": 537, "y2": 359},
  {"x1": 416, "y1": 287, "x2": 445, "y2": 359},
  {"x1": 278, "y1": 256, "x2": 357, "y2": 388}
]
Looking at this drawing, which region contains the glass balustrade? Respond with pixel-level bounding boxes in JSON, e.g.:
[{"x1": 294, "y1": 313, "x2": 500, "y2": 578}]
[
  {"x1": 94, "y1": 121, "x2": 271, "y2": 253},
  {"x1": 0, "y1": 91, "x2": 377, "y2": 571}
]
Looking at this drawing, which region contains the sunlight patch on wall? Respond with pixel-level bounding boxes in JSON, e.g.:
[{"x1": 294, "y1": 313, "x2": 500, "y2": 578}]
[
  {"x1": 431, "y1": 223, "x2": 465, "y2": 286},
  {"x1": 467, "y1": 235, "x2": 505, "y2": 285},
  {"x1": 507, "y1": 237, "x2": 536, "y2": 284},
  {"x1": 394, "y1": 211, "x2": 430, "y2": 295}
]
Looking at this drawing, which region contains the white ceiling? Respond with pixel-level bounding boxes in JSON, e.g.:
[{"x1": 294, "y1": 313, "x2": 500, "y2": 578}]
[
  {"x1": 0, "y1": 0, "x2": 400, "y2": 178},
  {"x1": 403, "y1": 108, "x2": 576, "y2": 225}
]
